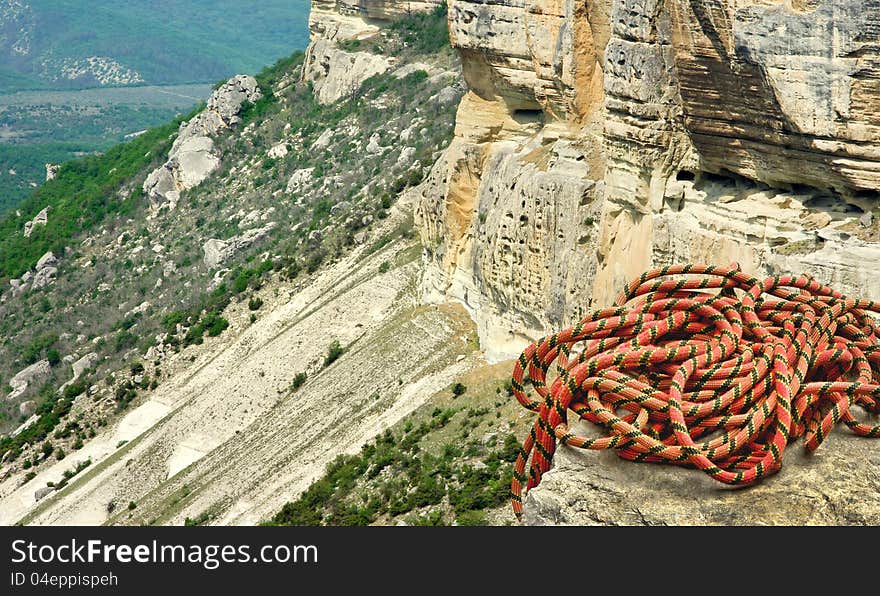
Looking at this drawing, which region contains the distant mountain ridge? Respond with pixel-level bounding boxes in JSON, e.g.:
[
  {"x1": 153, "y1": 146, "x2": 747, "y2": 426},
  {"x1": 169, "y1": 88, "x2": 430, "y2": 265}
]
[{"x1": 0, "y1": 0, "x2": 310, "y2": 91}]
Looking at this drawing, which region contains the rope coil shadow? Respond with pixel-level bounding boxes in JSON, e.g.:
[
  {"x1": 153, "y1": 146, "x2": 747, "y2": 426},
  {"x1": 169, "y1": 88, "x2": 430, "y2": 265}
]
[{"x1": 509, "y1": 264, "x2": 880, "y2": 520}]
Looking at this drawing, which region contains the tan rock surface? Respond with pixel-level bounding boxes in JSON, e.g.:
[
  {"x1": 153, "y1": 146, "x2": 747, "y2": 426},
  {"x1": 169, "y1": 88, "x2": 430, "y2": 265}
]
[{"x1": 524, "y1": 422, "x2": 880, "y2": 525}]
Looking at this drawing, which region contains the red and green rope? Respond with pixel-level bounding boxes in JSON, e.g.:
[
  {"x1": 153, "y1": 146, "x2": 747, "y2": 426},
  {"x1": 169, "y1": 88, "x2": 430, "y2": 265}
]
[{"x1": 509, "y1": 263, "x2": 880, "y2": 520}]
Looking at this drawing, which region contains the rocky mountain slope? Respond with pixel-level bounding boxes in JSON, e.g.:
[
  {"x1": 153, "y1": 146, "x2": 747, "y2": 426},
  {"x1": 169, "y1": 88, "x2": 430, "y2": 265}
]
[
  {"x1": 1, "y1": 0, "x2": 879, "y2": 526},
  {"x1": 0, "y1": 5, "x2": 466, "y2": 525}
]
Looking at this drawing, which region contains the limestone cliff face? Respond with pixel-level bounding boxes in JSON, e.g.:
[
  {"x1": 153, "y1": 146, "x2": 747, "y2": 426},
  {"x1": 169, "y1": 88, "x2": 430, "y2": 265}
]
[
  {"x1": 417, "y1": 0, "x2": 880, "y2": 359},
  {"x1": 594, "y1": 0, "x2": 880, "y2": 304},
  {"x1": 416, "y1": 0, "x2": 610, "y2": 360}
]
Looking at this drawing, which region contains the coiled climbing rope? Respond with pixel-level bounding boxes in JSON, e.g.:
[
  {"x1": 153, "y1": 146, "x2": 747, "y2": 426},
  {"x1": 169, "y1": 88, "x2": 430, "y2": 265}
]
[{"x1": 509, "y1": 263, "x2": 880, "y2": 520}]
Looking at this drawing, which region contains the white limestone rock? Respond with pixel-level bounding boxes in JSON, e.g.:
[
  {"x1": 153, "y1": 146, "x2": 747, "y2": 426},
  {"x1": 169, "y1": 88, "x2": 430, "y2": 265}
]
[
  {"x1": 144, "y1": 75, "x2": 262, "y2": 207},
  {"x1": 23, "y1": 206, "x2": 49, "y2": 238},
  {"x1": 7, "y1": 360, "x2": 51, "y2": 401}
]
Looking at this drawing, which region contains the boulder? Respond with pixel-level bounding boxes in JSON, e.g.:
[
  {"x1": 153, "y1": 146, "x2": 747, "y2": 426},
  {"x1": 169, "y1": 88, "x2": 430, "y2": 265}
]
[
  {"x1": 7, "y1": 360, "x2": 51, "y2": 401},
  {"x1": 36, "y1": 251, "x2": 58, "y2": 270},
  {"x1": 397, "y1": 147, "x2": 417, "y2": 166},
  {"x1": 202, "y1": 239, "x2": 230, "y2": 269},
  {"x1": 268, "y1": 142, "x2": 289, "y2": 159},
  {"x1": 206, "y1": 74, "x2": 262, "y2": 126},
  {"x1": 311, "y1": 129, "x2": 334, "y2": 150},
  {"x1": 171, "y1": 136, "x2": 221, "y2": 188},
  {"x1": 302, "y1": 39, "x2": 393, "y2": 105},
  {"x1": 31, "y1": 266, "x2": 57, "y2": 290},
  {"x1": 58, "y1": 351, "x2": 101, "y2": 397},
  {"x1": 45, "y1": 163, "x2": 60, "y2": 181},
  {"x1": 8, "y1": 277, "x2": 27, "y2": 298},
  {"x1": 11, "y1": 415, "x2": 39, "y2": 438},
  {"x1": 330, "y1": 201, "x2": 351, "y2": 215},
  {"x1": 366, "y1": 133, "x2": 383, "y2": 154},
  {"x1": 202, "y1": 222, "x2": 277, "y2": 269},
  {"x1": 19, "y1": 400, "x2": 36, "y2": 417},
  {"x1": 125, "y1": 301, "x2": 151, "y2": 318},
  {"x1": 286, "y1": 168, "x2": 315, "y2": 193},
  {"x1": 432, "y1": 86, "x2": 460, "y2": 107},
  {"x1": 34, "y1": 487, "x2": 54, "y2": 502}
]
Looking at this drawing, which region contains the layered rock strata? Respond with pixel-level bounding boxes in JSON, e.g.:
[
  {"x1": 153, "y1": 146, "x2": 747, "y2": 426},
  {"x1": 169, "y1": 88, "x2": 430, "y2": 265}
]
[{"x1": 417, "y1": 0, "x2": 880, "y2": 358}]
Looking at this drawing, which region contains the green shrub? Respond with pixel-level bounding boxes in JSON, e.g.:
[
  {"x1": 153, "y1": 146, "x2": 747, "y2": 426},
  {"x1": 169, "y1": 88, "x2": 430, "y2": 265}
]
[
  {"x1": 21, "y1": 333, "x2": 59, "y2": 365},
  {"x1": 114, "y1": 330, "x2": 138, "y2": 352},
  {"x1": 456, "y1": 509, "x2": 487, "y2": 526},
  {"x1": 163, "y1": 311, "x2": 187, "y2": 333},
  {"x1": 184, "y1": 509, "x2": 215, "y2": 526},
  {"x1": 46, "y1": 348, "x2": 61, "y2": 366},
  {"x1": 324, "y1": 340, "x2": 344, "y2": 367},
  {"x1": 248, "y1": 296, "x2": 264, "y2": 311},
  {"x1": 62, "y1": 381, "x2": 87, "y2": 401},
  {"x1": 389, "y1": 6, "x2": 450, "y2": 56},
  {"x1": 233, "y1": 270, "x2": 253, "y2": 294},
  {"x1": 452, "y1": 383, "x2": 467, "y2": 397},
  {"x1": 291, "y1": 372, "x2": 308, "y2": 392},
  {"x1": 203, "y1": 313, "x2": 229, "y2": 337}
]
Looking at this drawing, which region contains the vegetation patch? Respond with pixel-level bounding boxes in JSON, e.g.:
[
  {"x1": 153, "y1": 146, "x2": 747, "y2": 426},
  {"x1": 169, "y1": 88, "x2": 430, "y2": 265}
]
[{"x1": 266, "y1": 363, "x2": 530, "y2": 526}]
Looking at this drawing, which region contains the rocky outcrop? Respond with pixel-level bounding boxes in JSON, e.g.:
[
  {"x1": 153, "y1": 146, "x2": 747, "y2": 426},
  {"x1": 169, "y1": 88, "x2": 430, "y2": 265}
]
[
  {"x1": 587, "y1": 0, "x2": 880, "y2": 303},
  {"x1": 143, "y1": 75, "x2": 262, "y2": 208},
  {"x1": 303, "y1": 38, "x2": 394, "y2": 105},
  {"x1": 3, "y1": 250, "x2": 59, "y2": 300},
  {"x1": 301, "y1": 0, "x2": 444, "y2": 104},
  {"x1": 202, "y1": 222, "x2": 278, "y2": 269},
  {"x1": 416, "y1": 0, "x2": 610, "y2": 360},
  {"x1": 7, "y1": 360, "x2": 51, "y2": 402},
  {"x1": 307, "y1": 0, "x2": 442, "y2": 41},
  {"x1": 286, "y1": 168, "x2": 315, "y2": 194},
  {"x1": 31, "y1": 251, "x2": 59, "y2": 289},
  {"x1": 58, "y1": 352, "x2": 99, "y2": 395},
  {"x1": 34, "y1": 486, "x2": 54, "y2": 502},
  {"x1": 45, "y1": 163, "x2": 59, "y2": 181},
  {"x1": 23, "y1": 206, "x2": 49, "y2": 237}
]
